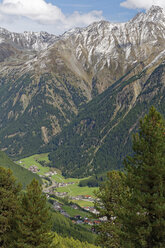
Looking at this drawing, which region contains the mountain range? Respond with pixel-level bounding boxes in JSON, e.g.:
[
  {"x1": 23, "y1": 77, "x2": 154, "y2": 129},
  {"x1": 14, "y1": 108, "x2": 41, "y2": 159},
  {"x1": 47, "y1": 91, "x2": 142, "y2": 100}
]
[{"x1": 0, "y1": 5, "x2": 164, "y2": 175}]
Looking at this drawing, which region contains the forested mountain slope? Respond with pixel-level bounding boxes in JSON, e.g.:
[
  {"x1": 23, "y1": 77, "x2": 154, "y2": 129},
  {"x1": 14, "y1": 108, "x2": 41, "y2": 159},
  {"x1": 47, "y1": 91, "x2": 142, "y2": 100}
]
[
  {"x1": 0, "y1": 6, "x2": 164, "y2": 158},
  {"x1": 48, "y1": 58, "x2": 165, "y2": 177}
]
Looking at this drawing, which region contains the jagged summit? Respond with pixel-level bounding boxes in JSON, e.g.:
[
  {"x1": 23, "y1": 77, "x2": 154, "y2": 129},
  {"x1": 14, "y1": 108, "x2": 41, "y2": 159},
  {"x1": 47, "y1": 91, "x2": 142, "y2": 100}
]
[
  {"x1": 147, "y1": 5, "x2": 164, "y2": 14},
  {"x1": 145, "y1": 5, "x2": 165, "y2": 22},
  {"x1": 0, "y1": 28, "x2": 56, "y2": 51},
  {"x1": 0, "y1": 5, "x2": 164, "y2": 53}
]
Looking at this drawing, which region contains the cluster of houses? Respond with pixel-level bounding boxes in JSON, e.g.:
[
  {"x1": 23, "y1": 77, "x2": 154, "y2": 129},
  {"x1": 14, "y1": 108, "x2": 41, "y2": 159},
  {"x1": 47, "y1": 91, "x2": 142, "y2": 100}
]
[
  {"x1": 71, "y1": 195, "x2": 95, "y2": 202},
  {"x1": 45, "y1": 171, "x2": 57, "y2": 177},
  {"x1": 54, "y1": 192, "x2": 68, "y2": 197},
  {"x1": 43, "y1": 188, "x2": 68, "y2": 196},
  {"x1": 53, "y1": 182, "x2": 74, "y2": 188},
  {"x1": 81, "y1": 206, "x2": 99, "y2": 215},
  {"x1": 43, "y1": 181, "x2": 75, "y2": 196},
  {"x1": 28, "y1": 165, "x2": 40, "y2": 173},
  {"x1": 53, "y1": 200, "x2": 62, "y2": 210},
  {"x1": 43, "y1": 187, "x2": 69, "y2": 196},
  {"x1": 42, "y1": 181, "x2": 75, "y2": 196},
  {"x1": 52, "y1": 201, "x2": 70, "y2": 217},
  {"x1": 71, "y1": 217, "x2": 101, "y2": 226},
  {"x1": 51, "y1": 193, "x2": 95, "y2": 201},
  {"x1": 52, "y1": 200, "x2": 102, "y2": 226},
  {"x1": 70, "y1": 215, "x2": 107, "y2": 226}
]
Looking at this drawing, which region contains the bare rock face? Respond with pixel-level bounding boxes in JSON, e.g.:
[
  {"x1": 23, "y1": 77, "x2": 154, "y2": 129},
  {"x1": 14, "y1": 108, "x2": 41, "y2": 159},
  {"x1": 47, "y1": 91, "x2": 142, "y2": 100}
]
[
  {"x1": 0, "y1": 5, "x2": 164, "y2": 158},
  {"x1": 54, "y1": 5, "x2": 165, "y2": 93}
]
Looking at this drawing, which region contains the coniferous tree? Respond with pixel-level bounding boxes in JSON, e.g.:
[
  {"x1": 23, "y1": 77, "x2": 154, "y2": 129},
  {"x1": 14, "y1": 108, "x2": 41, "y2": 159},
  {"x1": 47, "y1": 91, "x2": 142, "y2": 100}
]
[
  {"x1": 95, "y1": 171, "x2": 126, "y2": 248},
  {"x1": 120, "y1": 107, "x2": 165, "y2": 247},
  {"x1": 0, "y1": 167, "x2": 21, "y2": 248},
  {"x1": 15, "y1": 179, "x2": 53, "y2": 248}
]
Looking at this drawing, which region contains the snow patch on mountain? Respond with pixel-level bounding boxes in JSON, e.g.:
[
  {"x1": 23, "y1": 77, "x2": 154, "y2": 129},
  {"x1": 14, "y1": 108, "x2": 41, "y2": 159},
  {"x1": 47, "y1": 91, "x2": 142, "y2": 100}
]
[{"x1": 58, "y1": 5, "x2": 165, "y2": 72}]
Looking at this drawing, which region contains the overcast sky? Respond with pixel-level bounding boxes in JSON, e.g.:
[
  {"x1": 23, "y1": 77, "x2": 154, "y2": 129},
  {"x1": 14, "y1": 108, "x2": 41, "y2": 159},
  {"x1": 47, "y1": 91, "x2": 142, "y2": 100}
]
[{"x1": 0, "y1": 0, "x2": 164, "y2": 35}]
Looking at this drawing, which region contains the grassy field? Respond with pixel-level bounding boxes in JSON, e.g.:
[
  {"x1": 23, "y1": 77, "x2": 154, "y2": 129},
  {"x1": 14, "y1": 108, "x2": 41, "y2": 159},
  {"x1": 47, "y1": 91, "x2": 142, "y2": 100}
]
[
  {"x1": 62, "y1": 205, "x2": 91, "y2": 218},
  {"x1": 72, "y1": 200, "x2": 95, "y2": 207},
  {"x1": 57, "y1": 184, "x2": 98, "y2": 197},
  {"x1": 16, "y1": 153, "x2": 51, "y2": 175}
]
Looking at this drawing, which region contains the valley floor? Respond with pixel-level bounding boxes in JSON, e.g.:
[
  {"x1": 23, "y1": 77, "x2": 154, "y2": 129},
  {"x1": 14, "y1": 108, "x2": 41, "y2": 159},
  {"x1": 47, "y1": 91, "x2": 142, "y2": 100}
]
[{"x1": 16, "y1": 153, "x2": 100, "y2": 227}]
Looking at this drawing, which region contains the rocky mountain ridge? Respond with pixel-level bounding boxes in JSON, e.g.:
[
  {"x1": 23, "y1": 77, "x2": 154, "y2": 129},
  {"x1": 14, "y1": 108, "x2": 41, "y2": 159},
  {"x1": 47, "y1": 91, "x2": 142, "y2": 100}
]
[
  {"x1": 57, "y1": 5, "x2": 165, "y2": 92},
  {"x1": 0, "y1": 5, "x2": 164, "y2": 159},
  {"x1": 0, "y1": 27, "x2": 57, "y2": 51}
]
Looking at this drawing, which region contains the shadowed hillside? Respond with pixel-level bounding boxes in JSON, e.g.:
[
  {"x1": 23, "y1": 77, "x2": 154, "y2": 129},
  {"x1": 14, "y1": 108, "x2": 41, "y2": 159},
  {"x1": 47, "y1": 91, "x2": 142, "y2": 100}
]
[{"x1": 0, "y1": 151, "x2": 42, "y2": 188}]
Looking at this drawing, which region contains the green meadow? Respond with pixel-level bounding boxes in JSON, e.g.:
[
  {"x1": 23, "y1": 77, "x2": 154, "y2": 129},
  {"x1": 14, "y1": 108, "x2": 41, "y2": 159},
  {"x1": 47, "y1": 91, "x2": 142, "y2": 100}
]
[
  {"x1": 16, "y1": 153, "x2": 51, "y2": 175},
  {"x1": 72, "y1": 200, "x2": 95, "y2": 207},
  {"x1": 62, "y1": 205, "x2": 91, "y2": 218},
  {"x1": 57, "y1": 184, "x2": 98, "y2": 197}
]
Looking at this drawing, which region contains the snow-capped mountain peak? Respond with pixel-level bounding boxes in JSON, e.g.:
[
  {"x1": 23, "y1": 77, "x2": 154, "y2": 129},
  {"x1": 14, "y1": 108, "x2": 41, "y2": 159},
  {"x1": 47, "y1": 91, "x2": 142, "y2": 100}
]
[{"x1": 0, "y1": 28, "x2": 57, "y2": 51}]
